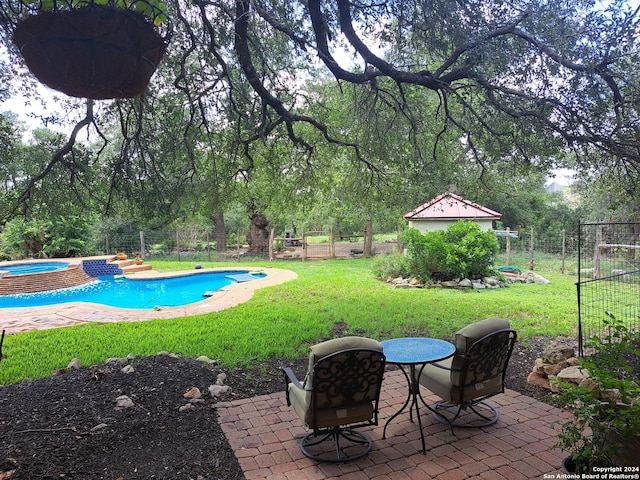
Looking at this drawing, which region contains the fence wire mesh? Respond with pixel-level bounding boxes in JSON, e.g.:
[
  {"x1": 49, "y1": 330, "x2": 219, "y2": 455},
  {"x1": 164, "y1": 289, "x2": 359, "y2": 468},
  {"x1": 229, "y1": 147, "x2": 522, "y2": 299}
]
[
  {"x1": 577, "y1": 222, "x2": 640, "y2": 355},
  {"x1": 85, "y1": 225, "x2": 580, "y2": 263}
]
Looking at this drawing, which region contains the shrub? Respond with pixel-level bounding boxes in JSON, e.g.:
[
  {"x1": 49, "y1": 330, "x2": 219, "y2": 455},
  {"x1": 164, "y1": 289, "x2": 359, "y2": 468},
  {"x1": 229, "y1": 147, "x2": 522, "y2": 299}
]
[
  {"x1": 400, "y1": 221, "x2": 499, "y2": 281},
  {"x1": 552, "y1": 313, "x2": 640, "y2": 471},
  {"x1": 371, "y1": 251, "x2": 409, "y2": 279},
  {"x1": 44, "y1": 216, "x2": 90, "y2": 257},
  {"x1": 2, "y1": 218, "x2": 47, "y2": 258},
  {"x1": 1, "y1": 216, "x2": 90, "y2": 259}
]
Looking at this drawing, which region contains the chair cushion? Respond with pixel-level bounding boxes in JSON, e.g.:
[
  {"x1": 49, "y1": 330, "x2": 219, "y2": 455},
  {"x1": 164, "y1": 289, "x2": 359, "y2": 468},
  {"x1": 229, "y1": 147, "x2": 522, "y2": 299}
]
[
  {"x1": 291, "y1": 336, "x2": 383, "y2": 429},
  {"x1": 420, "y1": 318, "x2": 511, "y2": 403},
  {"x1": 452, "y1": 318, "x2": 510, "y2": 386},
  {"x1": 288, "y1": 382, "x2": 375, "y2": 428},
  {"x1": 420, "y1": 357, "x2": 505, "y2": 404},
  {"x1": 304, "y1": 336, "x2": 383, "y2": 389},
  {"x1": 454, "y1": 318, "x2": 511, "y2": 353}
]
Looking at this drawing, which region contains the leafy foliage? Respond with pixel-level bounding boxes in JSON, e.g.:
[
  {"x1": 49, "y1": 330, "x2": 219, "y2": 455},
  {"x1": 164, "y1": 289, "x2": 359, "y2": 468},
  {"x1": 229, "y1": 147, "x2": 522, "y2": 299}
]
[
  {"x1": 553, "y1": 313, "x2": 640, "y2": 470},
  {"x1": 2, "y1": 0, "x2": 640, "y2": 244},
  {"x1": 43, "y1": 215, "x2": 89, "y2": 257},
  {"x1": 19, "y1": 0, "x2": 168, "y2": 25},
  {"x1": 1, "y1": 215, "x2": 90, "y2": 258},
  {"x1": 370, "y1": 250, "x2": 409, "y2": 280},
  {"x1": 400, "y1": 221, "x2": 500, "y2": 281}
]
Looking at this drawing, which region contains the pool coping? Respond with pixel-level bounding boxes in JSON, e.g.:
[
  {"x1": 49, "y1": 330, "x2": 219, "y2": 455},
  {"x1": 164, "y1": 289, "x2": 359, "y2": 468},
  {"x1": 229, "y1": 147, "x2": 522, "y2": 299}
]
[{"x1": 0, "y1": 266, "x2": 298, "y2": 334}]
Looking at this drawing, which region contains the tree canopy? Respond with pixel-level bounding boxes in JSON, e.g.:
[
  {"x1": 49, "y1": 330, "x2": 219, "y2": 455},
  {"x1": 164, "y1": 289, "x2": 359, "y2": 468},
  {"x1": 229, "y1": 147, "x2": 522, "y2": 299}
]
[{"x1": 0, "y1": 0, "x2": 639, "y2": 225}]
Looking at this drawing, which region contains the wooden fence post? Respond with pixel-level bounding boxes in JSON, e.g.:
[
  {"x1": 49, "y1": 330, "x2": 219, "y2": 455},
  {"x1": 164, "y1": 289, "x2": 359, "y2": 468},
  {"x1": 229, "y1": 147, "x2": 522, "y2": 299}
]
[
  {"x1": 330, "y1": 228, "x2": 335, "y2": 259},
  {"x1": 237, "y1": 230, "x2": 241, "y2": 262},
  {"x1": 529, "y1": 228, "x2": 535, "y2": 271},
  {"x1": 269, "y1": 228, "x2": 275, "y2": 261},
  {"x1": 302, "y1": 228, "x2": 307, "y2": 260},
  {"x1": 594, "y1": 226, "x2": 602, "y2": 278},
  {"x1": 139, "y1": 231, "x2": 146, "y2": 259}
]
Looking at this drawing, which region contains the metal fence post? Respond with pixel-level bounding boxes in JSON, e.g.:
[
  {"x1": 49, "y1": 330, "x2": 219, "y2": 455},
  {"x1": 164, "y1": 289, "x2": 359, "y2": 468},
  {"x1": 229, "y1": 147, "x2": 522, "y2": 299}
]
[{"x1": 561, "y1": 228, "x2": 566, "y2": 274}]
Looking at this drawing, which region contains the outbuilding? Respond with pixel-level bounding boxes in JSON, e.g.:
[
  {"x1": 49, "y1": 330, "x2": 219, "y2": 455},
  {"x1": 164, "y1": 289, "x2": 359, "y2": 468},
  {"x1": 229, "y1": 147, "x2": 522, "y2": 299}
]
[{"x1": 403, "y1": 192, "x2": 502, "y2": 233}]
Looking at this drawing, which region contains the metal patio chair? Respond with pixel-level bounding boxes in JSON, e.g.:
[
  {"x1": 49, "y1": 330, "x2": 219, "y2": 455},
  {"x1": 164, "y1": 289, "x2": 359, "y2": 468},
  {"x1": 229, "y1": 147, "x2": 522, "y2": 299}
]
[{"x1": 283, "y1": 336, "x2": 386, "y2": 463}]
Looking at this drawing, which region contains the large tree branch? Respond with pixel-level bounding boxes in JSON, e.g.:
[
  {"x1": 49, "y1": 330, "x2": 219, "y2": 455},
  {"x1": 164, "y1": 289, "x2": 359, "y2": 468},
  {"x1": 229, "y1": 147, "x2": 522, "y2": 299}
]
[
  {"x1": 7, "y1": 100, "x2": 95, "y2": 221},
  {"x1": 233, "y1": 0, "x2": 380, "y2": 172}
]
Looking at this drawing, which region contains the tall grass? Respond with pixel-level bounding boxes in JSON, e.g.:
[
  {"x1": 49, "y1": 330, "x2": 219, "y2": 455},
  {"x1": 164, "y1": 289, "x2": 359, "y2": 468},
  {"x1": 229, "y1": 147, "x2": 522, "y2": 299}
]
[{"x1": 0, "y1": 258, "x2": 578, "y2": 384}]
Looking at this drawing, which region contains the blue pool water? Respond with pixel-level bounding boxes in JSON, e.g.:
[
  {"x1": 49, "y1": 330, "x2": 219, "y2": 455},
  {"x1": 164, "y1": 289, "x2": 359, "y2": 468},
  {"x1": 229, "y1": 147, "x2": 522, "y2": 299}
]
[
  {"x1": 0, "y1": 271, "x2": 265, "y2": 309},
  {"x1": 1, "y1": 262, "x2": 69, "y2": 274}
]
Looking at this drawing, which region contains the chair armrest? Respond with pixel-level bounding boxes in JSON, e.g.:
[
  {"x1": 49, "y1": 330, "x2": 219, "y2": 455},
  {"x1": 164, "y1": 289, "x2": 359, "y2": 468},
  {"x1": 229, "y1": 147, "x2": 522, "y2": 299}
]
[
  {"x1": 282, "y1": 367, "x2": 303, "y2": 406},
  {"x1": 417, "y1": 359, "x2": 460, "y2": 378}
]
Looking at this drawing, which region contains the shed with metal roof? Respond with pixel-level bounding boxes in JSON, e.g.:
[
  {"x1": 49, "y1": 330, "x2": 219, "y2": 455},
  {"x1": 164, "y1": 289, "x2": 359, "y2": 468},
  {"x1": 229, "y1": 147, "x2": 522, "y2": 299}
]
[{"x1": 403, "y1": 192, "x2": 502, "y2": 233}]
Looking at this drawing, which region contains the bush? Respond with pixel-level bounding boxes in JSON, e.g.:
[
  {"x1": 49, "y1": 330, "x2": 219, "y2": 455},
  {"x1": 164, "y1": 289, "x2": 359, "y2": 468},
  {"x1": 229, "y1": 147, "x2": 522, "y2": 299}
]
[
  {"x1": 44, "y1": 216, "x2": 90, "y2": 257},
  {"x1": 2, "y1": 218, "x2": 47, "y2": 258},
  {"x1": 552, "y1": 314, "x2": 640, "y2": 471},
  {"x1": 1, "y1": 216, "x2": 90, "y2": 259},
  {"x1": 371, "y1": 251, "x2": 410, "y2": 279},
  {"x1": 400, "y1": 221, "x2": 499, "y2": 281}
]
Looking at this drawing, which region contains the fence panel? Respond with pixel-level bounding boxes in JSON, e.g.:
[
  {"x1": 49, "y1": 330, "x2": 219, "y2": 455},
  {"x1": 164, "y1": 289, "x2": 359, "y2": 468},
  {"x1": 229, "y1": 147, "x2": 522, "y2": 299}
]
[
  {"x1": 82, "y1": 225, "x2": 586, "y2": 271},
  {"x1": 577, "y1": 222, "x2": 640, "y2": 355},
  {"x1": 496, "y1": 227, "x2": 579, "y2": 273}
]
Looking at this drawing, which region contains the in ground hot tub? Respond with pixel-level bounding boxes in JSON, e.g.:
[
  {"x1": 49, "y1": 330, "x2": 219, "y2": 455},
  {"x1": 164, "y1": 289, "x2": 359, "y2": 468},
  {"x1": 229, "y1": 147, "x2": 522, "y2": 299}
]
[{"x1": 0, "y1": 261, "x2": 93, "y2": 296}]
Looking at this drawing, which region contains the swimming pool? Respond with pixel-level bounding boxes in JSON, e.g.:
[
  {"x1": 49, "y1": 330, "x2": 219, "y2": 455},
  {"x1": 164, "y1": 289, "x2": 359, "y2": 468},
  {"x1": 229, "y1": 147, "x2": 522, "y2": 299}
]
[
  {"x1": 1, "y1": 262, "x2": 69, "y2": 275},
  {"x1": 0, "y1": 270, "x2": 265, "y2": 309}
]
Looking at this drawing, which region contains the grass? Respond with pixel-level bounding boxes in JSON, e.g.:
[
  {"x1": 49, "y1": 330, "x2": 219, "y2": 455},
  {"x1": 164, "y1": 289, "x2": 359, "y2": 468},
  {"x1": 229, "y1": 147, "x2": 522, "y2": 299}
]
[{"x1": 0, "y1": 258, "x2": 578, "y2": 385}]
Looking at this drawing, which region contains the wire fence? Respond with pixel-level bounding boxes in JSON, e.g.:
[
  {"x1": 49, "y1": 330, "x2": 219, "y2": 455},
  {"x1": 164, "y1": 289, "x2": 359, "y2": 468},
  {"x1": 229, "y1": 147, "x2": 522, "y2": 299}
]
[
  {"x1": 86, "y1": 227, "x2": 401, "y2": 261},
  {"x1": 88, "y1": 225, "x2": 578, "y2": 266},
  {"x1": 577, "y1": 222, "x2": 640, "y2": 355}
]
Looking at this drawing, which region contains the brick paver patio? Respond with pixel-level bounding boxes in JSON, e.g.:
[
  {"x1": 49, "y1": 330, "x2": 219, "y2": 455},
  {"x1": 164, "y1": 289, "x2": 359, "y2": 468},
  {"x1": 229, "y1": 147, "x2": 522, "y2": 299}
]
[{"x1": 218, "y1": 369, "x2": 571, "y2": 480}]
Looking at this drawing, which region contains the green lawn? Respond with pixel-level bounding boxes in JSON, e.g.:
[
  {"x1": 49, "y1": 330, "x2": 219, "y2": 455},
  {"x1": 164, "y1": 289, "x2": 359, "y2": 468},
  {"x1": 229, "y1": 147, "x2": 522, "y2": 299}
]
[{"x1": 0, "y1": 258, "x2": 578, "y2": 385}]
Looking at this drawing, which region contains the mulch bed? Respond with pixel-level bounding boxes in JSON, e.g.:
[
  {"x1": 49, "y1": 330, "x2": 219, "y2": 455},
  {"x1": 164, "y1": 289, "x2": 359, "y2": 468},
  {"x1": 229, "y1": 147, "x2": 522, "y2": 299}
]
[{"x1": 0, "y1": 337, "x2": 559, "y2": 479}]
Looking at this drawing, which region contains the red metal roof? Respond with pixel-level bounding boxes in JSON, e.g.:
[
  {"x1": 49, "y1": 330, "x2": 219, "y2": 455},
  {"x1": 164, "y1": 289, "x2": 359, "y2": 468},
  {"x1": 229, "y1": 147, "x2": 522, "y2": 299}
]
[{"x1": 403, "y1": 193, "x2": 502, "y2": 221}]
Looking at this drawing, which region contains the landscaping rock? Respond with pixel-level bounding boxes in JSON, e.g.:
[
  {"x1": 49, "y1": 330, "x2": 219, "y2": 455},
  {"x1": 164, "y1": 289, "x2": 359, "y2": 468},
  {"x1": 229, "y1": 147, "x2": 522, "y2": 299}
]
[
  {"x1": 527, "y1": 371, "x2": 551, "y2": 389},
  {"x1": 183, "y1": 387, "x2": 202, "y2": 399},
  {"x1": 528, "y1": 342, "x2": 579, "y2": 390},
  {"x1": 556, "y1": 365, "x2": 590, "y2": 384},
  {"x1": 67, "y1": 358, "x2": 82, "y2": 370},
  {"x1": 114, "y1": 395, "x2": 135, "y2": 410},
  {"x1": 208, "y1": 385, "x2": 231, "y2": 397}
]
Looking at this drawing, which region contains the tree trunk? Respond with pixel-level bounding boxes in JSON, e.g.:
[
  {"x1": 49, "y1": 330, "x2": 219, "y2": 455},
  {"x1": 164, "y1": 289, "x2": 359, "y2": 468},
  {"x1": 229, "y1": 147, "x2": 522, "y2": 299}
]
[
  {"x1": 212, "y1": 212, "x2": 227, "y2": 252},
  {"x1": 247, "y1": 213, "x2": 270, "y2": 255},
  {"x1": 363, "y1": 220, "x2": 373, "y2": 257}
]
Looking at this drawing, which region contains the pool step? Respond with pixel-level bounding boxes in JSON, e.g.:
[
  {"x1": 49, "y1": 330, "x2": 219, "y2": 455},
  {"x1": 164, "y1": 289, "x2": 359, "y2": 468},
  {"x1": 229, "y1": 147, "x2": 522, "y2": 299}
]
[
  {"x1": 0, "y1": 264, "x2": 95, "y2": 296},
  {"x1": 121, "y1": 264, "x2": 153, "y2": 274},
  {"x1": 109, "y1": 258, "x2": 153, "y2": 275}
]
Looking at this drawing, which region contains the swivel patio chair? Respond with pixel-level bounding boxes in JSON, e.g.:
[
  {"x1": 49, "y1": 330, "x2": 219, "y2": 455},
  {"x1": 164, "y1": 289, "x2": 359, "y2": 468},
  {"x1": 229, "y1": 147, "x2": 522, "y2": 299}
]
[
  {"x1": 283, "y1": 336, "x2": 386, "y2": 463},
  {"x1": 418, "y1": 318, "x2": 517, "y2": 431}
]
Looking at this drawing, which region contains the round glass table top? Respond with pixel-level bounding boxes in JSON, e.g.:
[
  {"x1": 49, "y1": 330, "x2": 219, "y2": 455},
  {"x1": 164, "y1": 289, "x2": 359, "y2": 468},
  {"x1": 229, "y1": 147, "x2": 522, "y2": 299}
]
[{"x1": 381, "y1": 337, "x2": 456, "y2": 365}]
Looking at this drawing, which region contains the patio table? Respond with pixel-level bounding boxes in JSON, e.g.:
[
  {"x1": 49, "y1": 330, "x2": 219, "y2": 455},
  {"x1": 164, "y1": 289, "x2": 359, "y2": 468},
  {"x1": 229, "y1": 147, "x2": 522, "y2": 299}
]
[{"x1": 381, "y1": 337, "x2": 456, "y2": 454}]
